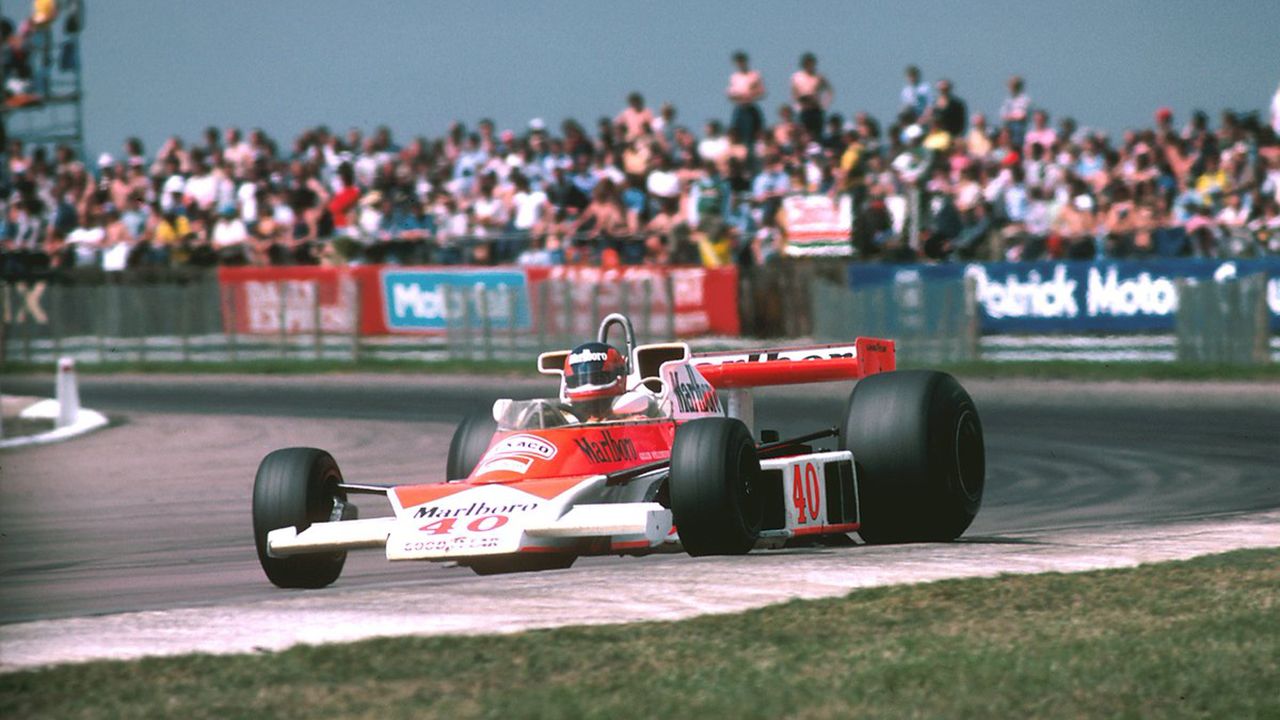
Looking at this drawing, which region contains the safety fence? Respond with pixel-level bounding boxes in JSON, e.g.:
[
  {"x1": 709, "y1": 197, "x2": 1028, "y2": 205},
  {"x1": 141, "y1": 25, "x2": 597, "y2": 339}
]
[
  {"x1": 2, "y1": 274, "x2": 371, "y2": 363},
  {"x1": 810, "y1": 277, "x2": 979, "y2": 365},
  {"x1": 3, "y1": 260, "x2": 1276, "y2": 366},
  {"x1": 442, "y1": 276, "x2": 683, "y2": 362},
  {"x1": 0, "y1": 267, "x2": 726, "y2": 364},
  {"x1": 809, "y1": 271, "x2": 1277, "y2": 365},
  {"x1": 1174, "y1": 273, "x2": 1272, "y2": 364},
  {"x1": 845, "y1": 258, "x2": 1280, "y2": 334}
]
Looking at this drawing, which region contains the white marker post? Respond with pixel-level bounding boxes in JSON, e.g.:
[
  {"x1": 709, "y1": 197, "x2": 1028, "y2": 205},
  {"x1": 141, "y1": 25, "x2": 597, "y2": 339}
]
[{"x1": 56, "y1": 356, "x2": 81, "y2": 429}]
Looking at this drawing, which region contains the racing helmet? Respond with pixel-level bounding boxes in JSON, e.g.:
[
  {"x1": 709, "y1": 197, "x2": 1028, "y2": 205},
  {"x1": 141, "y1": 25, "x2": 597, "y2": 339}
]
[{"x1": 562, "y1": 342, "x2": 626, "y2": 404}]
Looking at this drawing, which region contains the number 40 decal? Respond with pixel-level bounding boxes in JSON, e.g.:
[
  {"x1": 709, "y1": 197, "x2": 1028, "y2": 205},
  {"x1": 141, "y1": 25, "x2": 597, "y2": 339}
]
[
  {"x1": 419, "y1": 514, "x2": 509, "y2": 535},
  {"x1": 791, "y1": 462, "x2": 822, "y2": 524}
]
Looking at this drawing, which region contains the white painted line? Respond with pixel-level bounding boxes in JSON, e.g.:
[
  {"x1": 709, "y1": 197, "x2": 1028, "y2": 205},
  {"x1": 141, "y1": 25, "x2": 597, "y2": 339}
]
[
  {"x1": 977, "y1": 348, "x2": 1177, "y2": 358},
  {"x1": 1, "y1": 510, "x2": 1276, "y2": 673},
  {"x1": 981, "y1": 335, "x2": 1177, "y2": 348}
]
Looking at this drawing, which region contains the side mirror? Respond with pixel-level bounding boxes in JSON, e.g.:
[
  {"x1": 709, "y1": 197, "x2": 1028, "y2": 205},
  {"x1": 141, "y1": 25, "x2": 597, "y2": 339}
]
[
  {"x1": 491, "y1": 398, "x2": 512, "y2": 422},
  {"x1": 612, "y1": 391, "x2": 655, "y2": 417}
]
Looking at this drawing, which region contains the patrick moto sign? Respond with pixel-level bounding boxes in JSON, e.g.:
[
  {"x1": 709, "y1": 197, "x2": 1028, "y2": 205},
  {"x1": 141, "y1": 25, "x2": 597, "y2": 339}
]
[{"x1": 848, "y1": 258, "x2": 1280, "y2": 333}]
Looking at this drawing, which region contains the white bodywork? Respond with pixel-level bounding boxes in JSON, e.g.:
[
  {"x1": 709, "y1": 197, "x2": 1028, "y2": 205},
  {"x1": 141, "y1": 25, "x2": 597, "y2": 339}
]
[{"x1": 267, "y1": 448, "x2": 859, "y2": 562}]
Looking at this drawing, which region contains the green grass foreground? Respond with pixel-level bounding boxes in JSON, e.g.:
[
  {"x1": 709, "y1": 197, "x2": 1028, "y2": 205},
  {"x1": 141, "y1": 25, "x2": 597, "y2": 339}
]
[
  {"x1": 3, "y1": 548, "x2": 1277, "y2": 720},
  {"x1": 2, "y1": 357, "x2": 1278, "y2": 381}
]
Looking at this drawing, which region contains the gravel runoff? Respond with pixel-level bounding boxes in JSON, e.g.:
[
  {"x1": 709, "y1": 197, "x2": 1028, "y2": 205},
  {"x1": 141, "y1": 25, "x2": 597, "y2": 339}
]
[{"x1": 2, "y1": 509, "x2": 1277, "y2": 673}]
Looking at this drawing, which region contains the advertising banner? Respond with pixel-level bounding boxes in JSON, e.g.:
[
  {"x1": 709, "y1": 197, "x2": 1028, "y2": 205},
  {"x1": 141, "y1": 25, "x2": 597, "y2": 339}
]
[
  {"x1": 381, "y1": 268, "x2": 530, "y2": 332},
  {"x1": 781, "y1": 194, "x2": 853, "y2": 257},
  {"x1": 217, "y1": 266, "x2": 360, "y2": 335},
  {"x1": 525, "y1": 265, "x2": 740, "y2": 338},
  {"x1": 847, "y1": 258, "x2": 1280, "y2": 333},
  {"x1": 220, "y1": 264, "x2": 739, "y2": 338}
]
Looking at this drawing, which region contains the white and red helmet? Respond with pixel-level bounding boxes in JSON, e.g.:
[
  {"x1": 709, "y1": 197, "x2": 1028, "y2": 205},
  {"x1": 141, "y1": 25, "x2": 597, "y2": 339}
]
[{"x1": 562, "y1": 342, "x2": 627, "y2": 404}]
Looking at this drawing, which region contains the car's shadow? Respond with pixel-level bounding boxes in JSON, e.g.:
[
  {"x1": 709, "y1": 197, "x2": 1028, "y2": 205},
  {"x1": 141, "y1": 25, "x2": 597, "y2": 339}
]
[{"x1": 761, "y1": 534, "x2": 1048, "y2": 556}]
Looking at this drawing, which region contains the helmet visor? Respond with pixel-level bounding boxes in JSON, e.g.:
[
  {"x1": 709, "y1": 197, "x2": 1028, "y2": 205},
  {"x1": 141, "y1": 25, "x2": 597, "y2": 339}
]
[{"x1": 565, "y1": 364, "x2": 618, "y2": 389}]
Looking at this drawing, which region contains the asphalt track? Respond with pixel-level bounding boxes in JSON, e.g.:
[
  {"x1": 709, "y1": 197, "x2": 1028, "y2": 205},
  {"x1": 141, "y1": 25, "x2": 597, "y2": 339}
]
[{"x1": 1, "y1": 373, "x2": 1277, "y2": 630}]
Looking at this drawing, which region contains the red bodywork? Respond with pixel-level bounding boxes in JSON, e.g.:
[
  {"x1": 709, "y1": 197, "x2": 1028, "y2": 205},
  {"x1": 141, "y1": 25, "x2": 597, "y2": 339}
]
[{"x1": 393, "y1": 421, "x2": 678, "y2": 509}]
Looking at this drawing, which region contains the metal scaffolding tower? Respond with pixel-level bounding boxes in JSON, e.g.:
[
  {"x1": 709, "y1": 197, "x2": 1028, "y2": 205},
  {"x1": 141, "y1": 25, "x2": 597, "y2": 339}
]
[{"x1": 2, "y1": 1, "x2": 86, "y2": 160}]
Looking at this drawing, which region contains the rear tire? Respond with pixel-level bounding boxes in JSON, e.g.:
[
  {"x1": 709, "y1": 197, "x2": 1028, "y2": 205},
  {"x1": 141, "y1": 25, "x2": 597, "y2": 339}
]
[
  {"x1": 447, "y1": 410, "x2": 498, "y2": 480},
  {"x1": 840, "y1": 370, "x2": 984, "y2": 543},
  {"x1": 252, "y1": 447, "x2": 348, "y2": 588},
  {"x1": 669, "y1": 418, "x2": 762, "y2": 556}
]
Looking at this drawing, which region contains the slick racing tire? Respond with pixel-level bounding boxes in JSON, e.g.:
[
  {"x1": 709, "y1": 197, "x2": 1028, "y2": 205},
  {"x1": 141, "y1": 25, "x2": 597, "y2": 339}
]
[
  {"x1": 669, "y1": 418, "x2": 763, "y2": 556},
  {"x1": 840, "y1": 370, "x2": 985, "y2": 543},
  {"x1": 252, "y1": 447, "x2": 349, "y2": 588},
  {"x1": 447, "y1": 410, "x2": 499, "y2": 480}
]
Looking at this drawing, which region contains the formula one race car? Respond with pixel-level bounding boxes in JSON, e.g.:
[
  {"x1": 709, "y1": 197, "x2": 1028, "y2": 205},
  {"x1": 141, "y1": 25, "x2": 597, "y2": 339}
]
[{"x1": 252, "y1": 313, "x2": 985, "y2": 588}]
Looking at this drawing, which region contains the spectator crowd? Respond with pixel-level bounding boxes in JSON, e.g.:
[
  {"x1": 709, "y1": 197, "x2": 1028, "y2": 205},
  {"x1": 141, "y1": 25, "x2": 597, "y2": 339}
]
[{"x1": 4, "y1": 40, "x2": 1280, "y2": 278}]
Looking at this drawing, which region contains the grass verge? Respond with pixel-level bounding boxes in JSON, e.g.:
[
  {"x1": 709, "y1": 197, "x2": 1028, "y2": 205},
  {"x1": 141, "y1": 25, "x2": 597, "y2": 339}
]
[
  {"x1": 2, "y1": 548, "x2": 1277, "y2": 719},
  {"x1": 2, "y1": 358, "x2": 1278, "y2": 381}
]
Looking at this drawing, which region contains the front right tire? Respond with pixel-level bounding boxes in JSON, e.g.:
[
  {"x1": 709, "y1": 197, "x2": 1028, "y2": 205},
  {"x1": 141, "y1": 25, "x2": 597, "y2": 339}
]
[{"x1": 252, "y1": 447, "x2": 348, "y2": 588}]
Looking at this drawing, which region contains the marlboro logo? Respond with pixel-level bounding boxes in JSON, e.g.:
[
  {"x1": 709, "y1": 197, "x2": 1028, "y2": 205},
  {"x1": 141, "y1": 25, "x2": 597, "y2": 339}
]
[
  {"x1": 413, "y1": 500, "x2": 540, "y2": 519},
  {"x1": 574, "y1": 430, "x2": 639, "y2": 464},
  {"x1": 568, "y1": 349, "x2": 608, "y2": 365},
  {"x1": 673, "y1": 366, "x2": 720, "y2": 414}
]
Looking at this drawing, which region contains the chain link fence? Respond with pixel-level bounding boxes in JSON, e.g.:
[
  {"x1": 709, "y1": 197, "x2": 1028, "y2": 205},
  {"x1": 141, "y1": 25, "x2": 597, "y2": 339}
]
[
  {"x1": 810, "y1": 275, "x2": 980, "y2": 364},
  {"x1": 1175, "y1": 273, "x2": 1271, "y2": 364},
  {"x1": 3, "y1": 277, "x2": 221, "y2": 363},
  {"x1": 2, "y1": 273, "x2": 686, "y2": 365},
  {"x1": 4, "y1": 271, "x2": 1275, "y2": 367},
  {"x1": 442, "y1": 276, "x2": 679, "y2": 361},
  {"x1": 1, "y1": 276, "x2": 370, "y2": 364}
]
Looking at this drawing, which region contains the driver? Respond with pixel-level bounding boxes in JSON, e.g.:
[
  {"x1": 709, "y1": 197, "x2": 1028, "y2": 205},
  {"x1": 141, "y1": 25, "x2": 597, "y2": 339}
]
[{"x1": 562, "y1": 341, "x2": 628, "y2": 421}]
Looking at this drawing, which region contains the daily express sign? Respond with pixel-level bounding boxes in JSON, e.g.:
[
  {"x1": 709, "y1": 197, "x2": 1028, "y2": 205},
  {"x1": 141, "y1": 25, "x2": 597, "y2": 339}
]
[
  {"x1": 382, "y1": 269, "x2": 531, "y2": 331},
  {"x1": 847, "y1": 259, "x2": 1280, "y2": 333}
]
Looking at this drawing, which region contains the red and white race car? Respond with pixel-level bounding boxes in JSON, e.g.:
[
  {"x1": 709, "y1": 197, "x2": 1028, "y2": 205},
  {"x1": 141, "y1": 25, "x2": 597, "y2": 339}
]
[{"x1": 252, "y1": 313, "x2": 985, "y2": 587}]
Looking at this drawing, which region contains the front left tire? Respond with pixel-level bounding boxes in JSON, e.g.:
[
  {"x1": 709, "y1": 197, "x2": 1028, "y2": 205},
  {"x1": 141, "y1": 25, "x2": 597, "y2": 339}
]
[
  {"x1": 668, "y1": 418, "x2": 763, "y2": 556},
  {"x1": 447, "y1": 411, "x2": 499, "y2": 480}
]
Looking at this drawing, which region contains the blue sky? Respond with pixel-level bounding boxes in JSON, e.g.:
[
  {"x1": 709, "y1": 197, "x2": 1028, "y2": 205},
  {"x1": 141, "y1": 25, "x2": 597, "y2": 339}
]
[{"x1": 67, "y1": 0, "x2": 1280, "y2": 158}]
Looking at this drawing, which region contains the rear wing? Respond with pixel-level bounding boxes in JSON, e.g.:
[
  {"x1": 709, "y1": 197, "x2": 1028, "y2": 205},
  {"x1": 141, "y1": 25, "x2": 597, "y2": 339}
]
[{"x1": 690, "y1": 338, "x2": 895, "y2": 389}]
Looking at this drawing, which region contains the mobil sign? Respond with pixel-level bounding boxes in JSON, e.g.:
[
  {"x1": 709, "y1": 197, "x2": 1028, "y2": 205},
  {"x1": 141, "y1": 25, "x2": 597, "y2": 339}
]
[
  {"x1": 848, "y1": 258, "x2": 1280, "y2": 333},
  {"x1": 382, "y1": 269, "x2": 531, "y2": 332}
]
